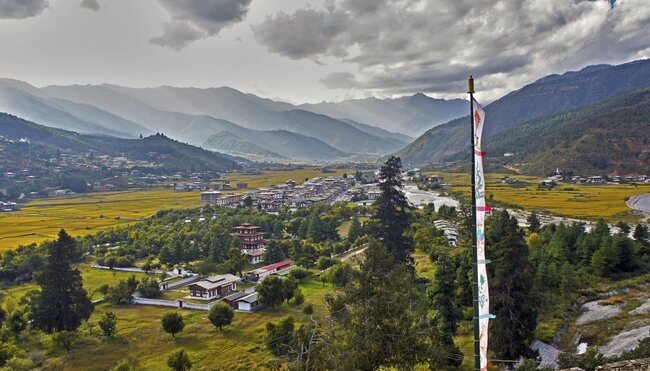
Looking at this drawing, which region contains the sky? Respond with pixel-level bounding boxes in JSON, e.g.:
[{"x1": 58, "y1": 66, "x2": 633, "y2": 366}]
[{"x1": 0, "y1": 0, "x2": 649, "y2": 104}]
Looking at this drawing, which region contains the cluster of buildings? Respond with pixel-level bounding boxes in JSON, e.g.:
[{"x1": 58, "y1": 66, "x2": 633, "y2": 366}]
[
  {"x1": 539, "y1": 172, "x2": 650, "y2": 188},
  {"x1": 201, "y1": 175, "x2": 356, "y2": 212},
  {"x1": 185, "y1": 259, "x2": 296, "y2": 312}
]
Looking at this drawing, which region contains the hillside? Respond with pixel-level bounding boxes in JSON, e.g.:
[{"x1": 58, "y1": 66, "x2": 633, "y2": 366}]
[
  {"x1": 397, "y1": 59, "x2": 650, "y2": 166},
  {"x1": 485, "y1": 87, "x2": 650, "y2": 175},
  {"x1": 0, "y1": 113, "x2": 240, "y2": 173}
]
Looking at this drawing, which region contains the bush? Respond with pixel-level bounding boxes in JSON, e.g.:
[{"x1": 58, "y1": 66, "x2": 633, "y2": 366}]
[
  {"x1": 167, "y1": 349, "x2": 192, "y2": 371},
  {"x1": 99, "y1": 312, "x2": 117, "y2": 338},
  {"x1": 317, "y1": 256, "x2": 337, "y2": 270}
]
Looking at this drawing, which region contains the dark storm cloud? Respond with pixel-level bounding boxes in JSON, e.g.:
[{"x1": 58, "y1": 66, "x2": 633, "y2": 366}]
[
  {"x1": 0, "y1": 0, "x2": 48, "y2": 19},
  {"x1": 80, "y1": 0, "x2": 99, "y2": 11},
  {"x1": 151, "y1": 0, "x2": 252, "y2": 50},
  {"x1": 254, "y1": 0, "x2": 650, "y2": 99}
]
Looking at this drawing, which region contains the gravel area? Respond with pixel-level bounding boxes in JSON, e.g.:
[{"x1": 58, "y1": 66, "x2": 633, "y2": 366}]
[
  {"x1": 575, "y1": 301, "x2": 622, "y2": 325},
  {"x1": 599, "y1": 326, "x2": 650, "y2": 358}
]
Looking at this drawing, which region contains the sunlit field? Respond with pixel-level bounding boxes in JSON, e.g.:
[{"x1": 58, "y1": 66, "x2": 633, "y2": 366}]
[{"x1": 429, "y1": 171, "x2": 650, "y2": 222}]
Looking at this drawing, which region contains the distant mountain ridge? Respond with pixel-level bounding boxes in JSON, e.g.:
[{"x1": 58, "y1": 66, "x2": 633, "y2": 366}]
[
  {"x1": 396, "y1": 59, "x2": 650, "y2": 166},
  {"x1": 299, "y1": 93, "x2": 467, "y2": 137}
]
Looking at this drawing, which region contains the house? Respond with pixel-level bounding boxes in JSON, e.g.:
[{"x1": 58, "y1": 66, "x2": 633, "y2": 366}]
[
  {"x1": 236, "y1": 182, "x2": 248, "y2": 189},
  {"x1": 247, "y1": 250, "x2": 265, "y2": 264},
  {"x1": 221, "y1": 291, "x2": 250, "y2": 308},
  {"x1": 0, "y1": 201, "x2": 17, "y2": 212},
  {"x1": 539, "y1": 179, "x2": 557, "y2": 188},
  {"x1": 246, "y1": 259, "x2": 294, "y2": 281},
  {"x1": 237, "y1": 292, "x2": 263, "y2": 312},
  {"x1": 188, "y1": 274, "x2": 239, "y2": 300},
  {"x1": 201, "y1": 191, "x2": 222, "y2": 204},
  {"x1": 587, "y1": 176, "x2": 606, "y2": 184}
]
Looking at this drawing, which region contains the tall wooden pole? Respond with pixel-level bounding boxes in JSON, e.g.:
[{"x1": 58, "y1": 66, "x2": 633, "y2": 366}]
[{"x1": 468, "y1": 75, "x2": 480, "y2": 371}]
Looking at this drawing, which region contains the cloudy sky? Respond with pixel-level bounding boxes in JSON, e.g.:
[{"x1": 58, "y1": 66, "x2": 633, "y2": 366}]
[{"x1": 0, "y1": 0, "x2": 648, "y2": 103}]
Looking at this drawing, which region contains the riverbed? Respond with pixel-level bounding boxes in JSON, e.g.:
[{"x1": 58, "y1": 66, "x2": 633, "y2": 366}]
[
  {"x1": 627, "y1": 193, "x2": 650, "y2": 214},
  {"x1": 403, "y1": 185, "x2": 459, "y2": 209}
]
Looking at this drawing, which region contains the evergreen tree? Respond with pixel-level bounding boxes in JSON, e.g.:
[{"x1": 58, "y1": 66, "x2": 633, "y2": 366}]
[
  {"x1": 527, "y1": 212, "x2": 541, "y2": 233},
  {"x1": 264, "y1": 240, "x2": 286, "y2": 264},
  {"x1": 371, "y1": 156, "x2": 413, "y2": 265},
  {"x1": 634, "y1": 223, "x2": 649, "y2": 243},
  {"x1": 265, "y1": 316, "x2": 295, "y2": 356},
  {"x1": 428, "y1": 254, "x2": 462, "y2": 366},
  {"x1": 488, "y1": 210, "x2": 538, "y2": 359},
  {"x1": 307, "y1": 212, "x2": 324, "y2": 242},
  {"x1": 225, "y1": 247, "x2": 247, "y2": 276},
  {"x1": 28, "y1": 230, "x2": 93, "y2": 333},
  {"x1": 347, "y1": 216, "x2": 363, "y2": 241}
]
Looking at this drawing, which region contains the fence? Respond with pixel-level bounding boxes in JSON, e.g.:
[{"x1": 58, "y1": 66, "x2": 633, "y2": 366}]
[{"x1": 131, "y1": 297, "x2": 214, "y2": 311}]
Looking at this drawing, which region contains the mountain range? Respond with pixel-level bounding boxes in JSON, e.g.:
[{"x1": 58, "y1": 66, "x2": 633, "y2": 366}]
[
  {"x1": 397, "y1": 59, "x2": 650, "y2": 168},
  {"x1": 0, "y1": 79, "x2": 466, "y2": 162},
  {"x1": 0, "y1": 112, "x2": 240, "y2": 173}
]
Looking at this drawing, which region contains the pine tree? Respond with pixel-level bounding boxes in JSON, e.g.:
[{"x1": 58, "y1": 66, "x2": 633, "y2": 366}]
[
  {"x1": 264, "y1": 240, "x2": 286, "y2": 264},
  {"x1": 347, "y1": 216, "x2": 363, "y2": 242},
  {"x1": 371, "y1": 156, "x2": 413, "y2": 265},
  {"x1": 488, "y1": 210, "x2": 538, "y2": 359},
  {"x1": 28, "y1": 230, "x2": 93, "y2": 333},
  {"x1": 634, "y1": 223, "x2": 649, "y2": 243},
  {"x1": 307, "y1": 211, "x2": 324, "y2": 242},
  {"x1": 527, "y1": 212, "x2": 541, "y2": 233}
]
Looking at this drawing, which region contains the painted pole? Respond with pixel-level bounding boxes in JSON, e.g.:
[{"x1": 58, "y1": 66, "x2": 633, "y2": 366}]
[{"x1": 468, "y1": 75, "x2": 480, "y2": 371}]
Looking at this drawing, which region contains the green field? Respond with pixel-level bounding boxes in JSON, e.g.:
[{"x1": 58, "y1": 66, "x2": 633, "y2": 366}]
[{"x1": 429, "y1": 171, "x2": 650, "y2": 222}]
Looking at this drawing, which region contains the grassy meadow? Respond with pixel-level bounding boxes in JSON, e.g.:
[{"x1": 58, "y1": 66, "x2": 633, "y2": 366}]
[
  {"x1": 429, "y1": 171, "x2": 650, "y2": 222},
  {"x1": 14, "y1": 276, "x2": 334, "y2": 371}
]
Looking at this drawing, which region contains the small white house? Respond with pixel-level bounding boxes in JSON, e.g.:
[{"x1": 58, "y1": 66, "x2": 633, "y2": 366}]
[{"x1": 237, "y1": 292, "x2": 263, "y2": 312}]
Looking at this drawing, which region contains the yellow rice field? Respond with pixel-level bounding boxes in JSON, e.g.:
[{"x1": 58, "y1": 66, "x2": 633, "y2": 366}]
[{"x1": 430, "y1": 171, "x2": 650, "y2": 221}]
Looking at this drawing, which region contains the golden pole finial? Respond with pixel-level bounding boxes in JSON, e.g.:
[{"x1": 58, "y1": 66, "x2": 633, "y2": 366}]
[{"x1": 468, "y1": 75, "x2": 475, "y2": 94}]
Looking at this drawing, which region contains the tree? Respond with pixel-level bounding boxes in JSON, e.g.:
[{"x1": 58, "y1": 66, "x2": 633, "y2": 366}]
[
  {"x1": 428, "y1": 253, "x2": 461, "y2": 364},
  {"x1": 99, "y1": 312, "x2": 117, "y2": 338},
  {"x1": 0, "y1": 308, "x2": 5, "y2": 330},
  {"x1": 7, "y1": 311, "x2": 26, "y2": 334},
  {"x1": 488, "y1": 210, "x2": 538, "y2": 359},
  {"x1": 316, "y1": 239, "x2": 448, "y2": 369},
  {"x1": 223, "y1": 248, "x2": 246, "y2": 277},
  {"x1": 316, "y1": 256, "x2": 337, "y2": 270},
  {"x1": 167, "y1": 349, "x2": 192, "y2": 371},
  {"x1": 527, "y1": 212, "x2": 541, "y2": 233},
  {"x1": 265, "y1": 316, "x2": 295, "y2": 356},
  {"x1": 257, "y1": 276, "x2": 287, "y2": 308},
  {"x1": 28, "y1": 230, "x2": 93, "y2": 333},
  {"x1": 243, "y1": 196, "x2": 253, "y2": 207},
  {"x1": 616, "y1": 221, "x2": 631, "y2": 235},
  {"x1": 302, "y1": 303, "x2": 314, "y2": 316},
  {"x1": 322, "y1": 263, "x2": 353, "y2": 287},
  {"x1": 106, "y1": 280, "x2": 136, "y2": 305},
  {"x1": 293, "y1": 289, "x2": 305, "y2": 305},
  {"x1": 137, "y1": 277, "x2": 162, "y2": 299},
  {"x1": 634, "y1": 223, "x2": 649, "y2": 243},
  {"x1": 307, "y1": 212, "x2": 324, "y2": 242},
  {"x1": 371, "y1": 156, "x2": 413, "y2": 265},
  {"x1": 288, "y1": 267, "x2": 309, "y2": 282},
  {"x1": 208, "y1": 303, "x2": 234, "y2": 331},
  {"x1": 264, "y1": 240, "x2": 286, "y2": 264},
  {"x1": 53, "y1": 331, "x2": 78, "y2": 354},
  {"x1": 347, "y1": 216, "x2": 363, "y2": 241},
  {"x1": 161, "y1": 312, "x2": 185, "y2": 338},
  {"x1": 283, "y1": 277, "x2": 299, "y2": 303}
]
